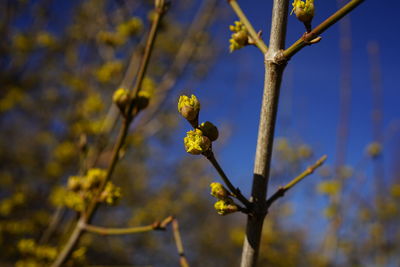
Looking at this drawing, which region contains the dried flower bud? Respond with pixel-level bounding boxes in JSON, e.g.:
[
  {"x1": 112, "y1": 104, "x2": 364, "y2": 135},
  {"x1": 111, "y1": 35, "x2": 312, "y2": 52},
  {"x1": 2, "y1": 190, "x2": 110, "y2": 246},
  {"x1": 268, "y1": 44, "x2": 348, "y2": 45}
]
[
  {"x1": 210, "y1": 182, "x2": 229, "y2": 200},
  {"x1": 214, "y1": 198, "x2": 238, "y2": 215},
  {"x1": 184, "y1": 129, "x2": 211, "y2": 155},
  {"x1": 178, "y1": 94, "x2": 200, "y2": 122},
  {"x1": 113, "y1": 88, "x2": 130, "y2": 112},
  {"x1": 198, "y1": 121, "x2": 219, "y2": 142},
  {"x1": 291, "y1": 0, "x2": 314, "y2": 31}
]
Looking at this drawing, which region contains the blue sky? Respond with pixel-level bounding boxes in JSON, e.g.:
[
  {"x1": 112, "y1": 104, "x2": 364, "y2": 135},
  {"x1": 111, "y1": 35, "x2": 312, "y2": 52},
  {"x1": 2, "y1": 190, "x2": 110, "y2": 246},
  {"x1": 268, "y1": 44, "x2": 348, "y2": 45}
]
[{"x1": 180, "y1": 0, "x2": 400, "y2": 196}]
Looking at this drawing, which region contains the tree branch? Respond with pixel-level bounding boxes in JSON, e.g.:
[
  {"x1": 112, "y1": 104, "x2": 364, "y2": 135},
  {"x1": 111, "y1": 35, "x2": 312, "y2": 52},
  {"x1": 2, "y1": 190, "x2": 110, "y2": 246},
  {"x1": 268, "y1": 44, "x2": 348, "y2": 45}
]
[
  {"x1": 172, "y1": 219, "x2": 190, "y2": 267},
  {"x1": 50, "y1": 2, "x2": 167, "y2": 266},
  {"x1": 81, "y1": 216, "x2": 190, "y2": 267},
  {"x1": 283, "y1": 0, "x2": 364, "y2": 60},
  {"x1": 228, "y1": 0, "x2": 268, "y2": 54},
  {"x1": 81, "y1": 216, "x2": 174, "y2": 235},
  {"x1": 240, "y1": 0, "x2": 289, "y2": 266},
  {"x1": 204, "y1": 151, "x2": 251, "y2": 208},
  {"x1": 266, "y1": 155, "x2": 327, "y2": 208}
]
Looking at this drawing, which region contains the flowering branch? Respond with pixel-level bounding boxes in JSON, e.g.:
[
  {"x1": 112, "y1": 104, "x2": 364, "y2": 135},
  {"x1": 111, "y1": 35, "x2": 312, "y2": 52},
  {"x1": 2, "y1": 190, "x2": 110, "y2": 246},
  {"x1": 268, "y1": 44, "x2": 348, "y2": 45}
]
[
  {"x1": 266, "y1": 155, "x2": 327, "y2": 208},
  {"x1": 228, "y1": 0, "x2": 268, "y2": 54},
  {"x1": 50, "y1": 2, "x2": 168, "y2": 266},
  {"x1": 204, "y1": 151, "x2": 251, "y2": 209},
  {"x1": 283, "y1": 0, "x2": 364, "y2": 60}
]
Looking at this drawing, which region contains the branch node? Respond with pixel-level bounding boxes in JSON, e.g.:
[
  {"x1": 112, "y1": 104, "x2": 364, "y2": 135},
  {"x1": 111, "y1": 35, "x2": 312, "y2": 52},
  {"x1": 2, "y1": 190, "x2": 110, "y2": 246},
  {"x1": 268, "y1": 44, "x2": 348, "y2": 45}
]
[{"x1": 265, "y1": 50, "x2": 287, "y2": 65}]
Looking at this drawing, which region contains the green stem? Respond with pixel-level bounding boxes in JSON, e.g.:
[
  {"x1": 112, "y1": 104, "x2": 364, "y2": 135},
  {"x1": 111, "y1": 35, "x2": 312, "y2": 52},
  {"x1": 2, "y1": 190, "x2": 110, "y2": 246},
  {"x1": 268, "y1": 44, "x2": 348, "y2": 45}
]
[
  {"x1": 84, "y1": 224, "x2": 154, "y2": 235},
  {"x1": 229, "y1": 0, "x2": 268, "y2": 54},
  {"x1": 283, "y1": 0, "x2": 365, "y2": 60},
  {"x1": 266, "y1": 155, "x2": 327, "y2": 207}
]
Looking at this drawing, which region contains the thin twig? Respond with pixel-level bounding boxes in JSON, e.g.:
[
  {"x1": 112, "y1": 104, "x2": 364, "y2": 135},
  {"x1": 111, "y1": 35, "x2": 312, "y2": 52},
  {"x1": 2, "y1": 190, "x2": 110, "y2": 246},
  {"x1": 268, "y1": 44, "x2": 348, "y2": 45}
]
[
  {"x1": 266, "y1": 155, "x2": 327, "y2": 207},
  {"x1": 135, "y1": 0, "x2": 218, "y2": 130},
  {"x1": 172, "y1": 219, "x2": 190, "y2": 267},
  {"x1": 81, "y1": 216, "x2": 174, "y2": 235},
  {"x1": 204, "y1": 151, "x2": 251, "y2": 208},
  {"x1": 50, "y1": 2, "x2": 167, "y2": 266},
  {"x1": 39, "y1": 206, "x2": 65, "y2": 244},
  {"x1": 283, "y1": 0, "x2": 364, "y2": 60},
  {"x1": 81, "y1": 216, "x2": 189, "y2": 267},
  {"x1": 228, "y1": 0, "x2": 268, "y2": 54}
]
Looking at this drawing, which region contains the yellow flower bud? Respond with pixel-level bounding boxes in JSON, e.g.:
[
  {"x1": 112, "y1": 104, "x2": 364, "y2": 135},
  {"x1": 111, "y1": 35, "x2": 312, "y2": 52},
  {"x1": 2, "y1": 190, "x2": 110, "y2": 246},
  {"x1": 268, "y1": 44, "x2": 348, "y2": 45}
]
[
  {"x1": 178, "y1": 94, "x2": 200, "y2": 122},
  {"x1": 317, "y1": 180, "x2": 341, "y2": 196},
  {"x1": 366, "y1": 142, "x2": 382, "y2": 158},
  {"x1": 210, "y1": 182, "x2": 229, "y2": 199},
  {"x1": 113, "y1": 88, "x2": 130, "y2": 112},
  {"x1": 83, "y1": 168, "x2": 106, "y2": 190},
  {"x1": 198, "y1": 121, "x2": 219, "y2": 142},
  {"x1": 67, "y1": 176, "x2": 83, "y2": 192},
  {"x1": 183, "y1": 129, "x2": 211, "y2": 155},
  {"x1": 291, "y1": 0, "x2": 314, "y2": 31},
  {"x1": 390, "y1": 184, "x2": 400, "y2": 198},
  {"x1": 97, "y1": 31, "x2": 125, "y2": 46},
  {"x1": 214, "y1": 198, "x2": 238, "y2": 215},
  {"x1": 99, "y1": 182, "x2": 121, "y2": 205},
  {"x1": 135, "y1": 77, "x2": 155, "y2": 110},
  {"x1": 228, "y1": 21, "x2": 249, "y2": 52},
  {"x1": 297, "y1": 144, "x2": 313, "y2": 159},
  {"x1": 116, "y1": 17, "x2": 143, "y2": 37}
]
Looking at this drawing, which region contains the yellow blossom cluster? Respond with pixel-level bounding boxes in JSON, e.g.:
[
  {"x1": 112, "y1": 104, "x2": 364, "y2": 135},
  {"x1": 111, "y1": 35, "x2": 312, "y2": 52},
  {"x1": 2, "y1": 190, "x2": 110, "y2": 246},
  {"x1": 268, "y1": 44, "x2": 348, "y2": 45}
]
[
  {"x1": 229, "y1": 21, "x2": 249, "y2": 52},
  {"x1": 291, "y1": 0, "x2": 314, "y2": 31},
  {"x1": 50, "y1": 168, "x2": 121, "y2": 212},
  {"x1": 210, "y1": 182, "x2": 238, "y2": 215},
  {"x1": 178, "y1": 94, "x2": 200, "y2": 122},
  {"x1": 184, "y1": 129, "x2": 211, "y2": 155},
  {"x1": 97, "y1": 17, "x2": 143, "y2": 46}
]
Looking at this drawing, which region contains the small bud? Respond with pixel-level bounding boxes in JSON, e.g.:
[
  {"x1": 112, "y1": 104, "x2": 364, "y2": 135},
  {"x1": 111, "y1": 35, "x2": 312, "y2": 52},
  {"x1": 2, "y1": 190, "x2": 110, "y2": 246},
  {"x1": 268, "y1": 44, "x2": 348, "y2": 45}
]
[
  {"x1": 67, "y1": 176, "x2": 83, "y2": 192},
  {"x1": 135, "y1": 77, "x2": 155, "y2": 110},
  {"x1": 116, "y1": 17, "x2": 143, "y2": 38},
  {"x1": 291, "y1": 0, "x2": 314, "y2": 32},
  {"x1": 366, "y1": 142, "x2": 382, "y2": 158},
  {"x1": 198, "y1": 121, "x2": 219, "y2": 142},
  {"x1": 99, "y1": 182, "x2": 121, "y2": 205},
  {"x1": 214, "y1": 198, "x2": 238, "y2": 215},
  {"x1": 83, "y1": 168, "x2": 106, "y2": 190},
  {"x1": 210, "y1": 182, "x2": 229, "y2": 200},
  {"x1": 391, "y1": 184, "x2": 400, "y2": 198},
  {"x1": 113, "y1": 88, "x2": 130, "y2": 112},
  {"x1": 178, "y1": 94, "x2": 200, "y2": 122},
  {"x1": 229, "y1": 21, "x2": 249, "y2": 52},
  {"x1": 297, "y1": 144, "x2": 312, "y2": 159},
  {"x1": 135, "y1": 92, "x2": 150, "y2": 111},
  {"x1": 317, "y1": 180, "x2": 341, "y2": 196},
  {"x1": 184, "y1": 129, "x2": 211, "y2": 155},
  {"x1": 97, "y1": 31, "x2": 125, "y2": 46}
]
